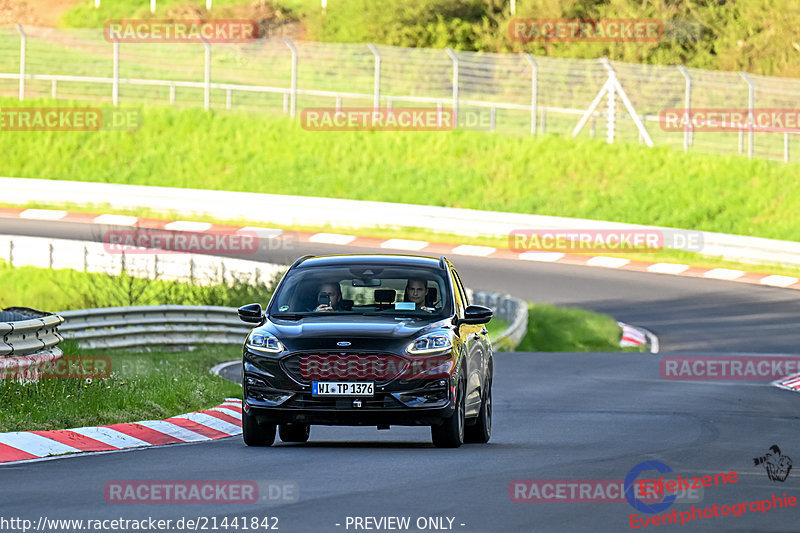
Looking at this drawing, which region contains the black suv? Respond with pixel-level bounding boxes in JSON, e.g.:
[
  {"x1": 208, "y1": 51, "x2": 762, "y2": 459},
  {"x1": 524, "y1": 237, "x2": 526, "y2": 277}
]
[{"x1": 237, "y1": 254, "x2": 494, "y2": 448}]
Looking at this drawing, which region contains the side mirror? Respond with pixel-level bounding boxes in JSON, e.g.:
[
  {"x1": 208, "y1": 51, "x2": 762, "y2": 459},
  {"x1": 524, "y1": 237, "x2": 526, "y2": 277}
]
[
  {"x1": 238, "y1": 303, "x2": 263, "y2": 324},
  {"x1": 460, "y1": 305, "x2": 493, "y2": 325}
]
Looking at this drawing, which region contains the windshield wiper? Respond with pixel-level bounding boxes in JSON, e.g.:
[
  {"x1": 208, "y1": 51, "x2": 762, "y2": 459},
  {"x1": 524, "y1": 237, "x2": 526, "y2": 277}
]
[{"x1": 270, "y1": 313, "x2": 307, "y2": 320}]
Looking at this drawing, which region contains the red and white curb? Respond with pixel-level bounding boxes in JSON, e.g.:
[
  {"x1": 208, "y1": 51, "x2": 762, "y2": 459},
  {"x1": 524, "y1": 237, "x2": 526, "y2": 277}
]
[
  {"x1": 3, "y1": 207, "x2": 799, "y2": 291},
  {"x1": 0, "y1": 398, "x2": 242, "y2": 465},
  {"x1": 772, "y1": 374, "x2": 800, "y2": 393},
  {"x1": 618, "y1": 322, "x2": 659, "y2": 354}
]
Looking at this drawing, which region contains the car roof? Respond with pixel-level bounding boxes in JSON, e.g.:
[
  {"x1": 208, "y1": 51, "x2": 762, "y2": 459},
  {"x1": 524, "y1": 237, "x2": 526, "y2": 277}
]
[{"x1": 293, "y1": 254, "x2": 446, "y2": 270}]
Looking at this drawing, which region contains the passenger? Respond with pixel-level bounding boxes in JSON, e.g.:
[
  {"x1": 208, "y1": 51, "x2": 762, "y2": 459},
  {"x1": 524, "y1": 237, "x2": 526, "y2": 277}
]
[
  {"x1": 404, "y1": 277, "x2": 434, "y2": 312},
  {"x1": 314, "y1": 281, "x2": 343, "y2": 312}
]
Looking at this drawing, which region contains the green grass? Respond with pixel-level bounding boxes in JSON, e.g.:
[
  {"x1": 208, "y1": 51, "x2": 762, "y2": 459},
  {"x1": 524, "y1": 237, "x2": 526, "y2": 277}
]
[
  {"x1": 60, "y1": 0, "x2": 255, "y2": 28},
  {"x1": 485, "y1": 317, "x2": 509, "y2": 339},
  {"x1": 517, "y1": 303, "x2": 631, "y2": 352},
  {"x1": 1, "y1": 97, "x2": 799, "y2": 245},
  {"x1": 0, "y1": 260, "x2": 278, "y2": 311},
  {"x1": 0, "y1": 344, "x2": 242, "y2": 432}
]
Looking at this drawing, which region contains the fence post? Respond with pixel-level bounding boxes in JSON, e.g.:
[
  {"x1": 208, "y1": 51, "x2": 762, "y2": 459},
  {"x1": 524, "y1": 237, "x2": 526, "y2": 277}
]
[
  {"x1": 9, "y1": 241, "x2": 13, "y2": 267},
  {"x1": 112, "y1": 38, "x2": 120, "y2": 106},
  {"x1": 95, "y1": 0, "x2": 100, "y2": 7},
  {"x1": 603, "y1": 60, "x2": 616, "y2": 144},
  {"x1": 285, "y1": 39, "x2": 298, "y2": 118},
  {"x1": 150, "y1": 0, "x2": 156, "y2": 14},
  {"x1": 202, "y1": 37, "x2": 211, "y2": 110},
  {"x1": 367, "y1": 43, "x2": 381, "y2": 110},
  {"x1": 49, "y1": 243, "x2": 54, "y2": 268},
  {"x1": 16, "y1": 25, "x2": 25, "y2": 101},
  {"x1": 677, "y1": 65, "x2": 692, "y2": 151},
  {"x1": 445, "y1": 48, "x2": 459, "y2": 126},
  {"x1": 785, "y1": 133, "x2": 790, "y2": 163},
  {"x1": 740, "y1": 72, "x2": 755, "y2": 158},
  {"x1": 206, "y1": 0, "x2": 212, "y2": 9},
  {"x1": 524, "y1": 53, "x2": 537, "y2": 134}
]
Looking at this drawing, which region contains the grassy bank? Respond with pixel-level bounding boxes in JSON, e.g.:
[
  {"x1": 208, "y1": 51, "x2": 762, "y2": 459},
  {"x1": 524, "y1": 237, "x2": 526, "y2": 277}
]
[
  {"x1": 0, "y1": 260, "x2": 278, "y2": 311},
  {"x1": 1, "y1": 98, "x2": 798, "y2": 243},
  {"x1": 517, "y1": 303, "x2": 631, "y2": 352},
  {"x1": 0, "y1": 344, "x2": 242, "y2": 432}
]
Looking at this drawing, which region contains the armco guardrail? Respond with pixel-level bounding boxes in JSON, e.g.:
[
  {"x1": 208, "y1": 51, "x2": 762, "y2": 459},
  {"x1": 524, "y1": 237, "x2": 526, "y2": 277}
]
[
  {"x1": 0, "y1": 307, "x2": 65, "y2": 378},
  {"x1": 59, "y1": 297, "x2": 527, "y2": 352},
  {"x1": 472, "y1": 291, "x2": 528, "y2": 352},
  {"x1": 58, "y1": 306, "x2": 251, "y2": 349},
  {"x1": 0, "y1": 308, "x2": 64, "y2": 357},
  {"x1": 4, "y1": 178, "x2": 800, "y2": 268}
]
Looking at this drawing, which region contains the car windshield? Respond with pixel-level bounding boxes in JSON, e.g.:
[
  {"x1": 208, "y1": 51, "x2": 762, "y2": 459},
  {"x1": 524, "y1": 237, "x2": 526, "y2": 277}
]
[{"x1": 268, "y1": 264, "x2": 451, "y2": 318}]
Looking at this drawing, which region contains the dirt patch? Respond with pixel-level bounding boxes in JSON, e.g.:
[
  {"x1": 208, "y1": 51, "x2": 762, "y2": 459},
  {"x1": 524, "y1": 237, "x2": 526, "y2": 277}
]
[
  {"x1": 1, "y1": 1, "x2": 303, "y2": 38},
  {"x1": 0, "y1": 0, "x2": 79, "y2": 26}
]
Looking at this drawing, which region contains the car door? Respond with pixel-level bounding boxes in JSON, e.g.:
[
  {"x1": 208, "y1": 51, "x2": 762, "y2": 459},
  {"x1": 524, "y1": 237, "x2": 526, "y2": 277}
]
[{"x1": 451, "y1": 266, "x2": 486, "y2": 417}]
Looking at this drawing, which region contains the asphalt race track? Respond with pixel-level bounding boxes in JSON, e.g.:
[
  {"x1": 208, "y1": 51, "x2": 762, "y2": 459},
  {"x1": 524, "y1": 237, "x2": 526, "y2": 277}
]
[{"x1": 1, "y1": 218, "x2": 799, "y2": 532}]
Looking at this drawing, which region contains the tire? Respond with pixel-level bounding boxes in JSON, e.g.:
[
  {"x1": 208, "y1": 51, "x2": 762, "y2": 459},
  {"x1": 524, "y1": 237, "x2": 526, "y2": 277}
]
[
  {"x1": 465, "y1": 366, "x2": 491, "y2": 444},
  {"x1": 279, "y1": 423, "x2": 311, "y2": 443},
  {"x1": 242, "y1": 409, "x2": 276, "y2": 447},
  {"x1": 431, "y1": 378, "x2": 465, "y2": 448}
]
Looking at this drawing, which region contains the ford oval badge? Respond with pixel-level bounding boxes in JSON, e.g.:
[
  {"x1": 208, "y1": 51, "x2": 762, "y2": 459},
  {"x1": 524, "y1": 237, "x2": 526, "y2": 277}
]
[{"x1": 337, "y1": 341, "x2": 351, "y2": 347}]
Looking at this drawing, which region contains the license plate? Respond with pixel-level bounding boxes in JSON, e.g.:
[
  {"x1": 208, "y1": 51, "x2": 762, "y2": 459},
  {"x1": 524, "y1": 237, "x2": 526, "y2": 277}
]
[{"x1": 312, "y1": 382, "x2": 374, "y2": 396}]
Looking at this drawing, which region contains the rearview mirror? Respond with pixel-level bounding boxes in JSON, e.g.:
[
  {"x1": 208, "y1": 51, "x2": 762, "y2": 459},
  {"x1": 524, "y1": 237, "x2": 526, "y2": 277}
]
[
  {"x1": 238, "y1": 303, "x2": 263, "y2": 324},
  {"x1": 460, "y1": 305, "x2": 493, "y2": 325}
]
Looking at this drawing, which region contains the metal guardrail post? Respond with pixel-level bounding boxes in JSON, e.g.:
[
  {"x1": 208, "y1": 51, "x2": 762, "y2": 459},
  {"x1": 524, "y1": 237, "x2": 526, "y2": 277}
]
[
  {"x1": 445, "y1": 48, "x2": 459, "y2": 125},
  {"x1": 112, "y1": 38, "x2": 120, "y2": 106},
  {"x1": 367, "y1": 43, "x2": 380, "y2": 110},
  {"x1": 740, "y1": 72, "x2": 755, "y2": 159},
  {"x1": 16, "y1": 24, "x2": 25, "y2": 101},
  {"x1": 524, "y1": 54, "x2": 537, "y2": 134},
  {"x1": 677, "y1": 65, "x2": 692, "y2": 151},
  {"x1": 202, "y1": 37, "x2": 211, "y2": 110},
  {"x1": 285, "y1": 39, "x2": 298, "y2": 118}
]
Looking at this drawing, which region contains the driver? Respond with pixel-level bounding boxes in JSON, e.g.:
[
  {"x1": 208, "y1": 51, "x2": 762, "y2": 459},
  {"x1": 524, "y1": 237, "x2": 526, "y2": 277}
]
[
  {"x1": 404, "y1": 277, "x2": 434, "y2": 312},
  {"x1": 314, "y1": 281, "x2": 343, "y2": 312}
]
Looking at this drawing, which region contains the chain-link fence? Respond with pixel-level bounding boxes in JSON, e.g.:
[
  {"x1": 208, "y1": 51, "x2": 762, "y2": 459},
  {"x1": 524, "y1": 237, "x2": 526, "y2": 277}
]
[{"x1": 1, "y1": 25, "x2": 799, "y2": 162}]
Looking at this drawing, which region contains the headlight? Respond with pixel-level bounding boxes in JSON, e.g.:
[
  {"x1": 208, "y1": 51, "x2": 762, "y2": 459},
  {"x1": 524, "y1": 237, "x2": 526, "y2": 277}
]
[
  {"x1": 246, "y1": 332, "x2": 284, "y2": 355},
  {"x1": 406, "y1": 333, "x2": 452, "y2": 355}
]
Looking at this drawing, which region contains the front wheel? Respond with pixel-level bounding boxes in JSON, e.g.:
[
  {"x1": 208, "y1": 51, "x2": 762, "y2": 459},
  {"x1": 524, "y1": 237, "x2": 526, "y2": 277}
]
[
  {"x1": 465, "y1": 367, "x2": 491, "y2": 444},
  {"x1": 242, "y1": 408, "x2": 276, "y2": 447},
  {"x1": 431, "y1": 379, "x2": 465, "y2": 448}
]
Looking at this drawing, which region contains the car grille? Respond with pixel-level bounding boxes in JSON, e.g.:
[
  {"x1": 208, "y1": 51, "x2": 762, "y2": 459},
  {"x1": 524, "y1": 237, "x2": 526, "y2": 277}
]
[
  {"x1": 284, "y1": 393, "x2": 404, "y2": 410},
  {"x1": 281, "y1": 353, "x2": 409, "y2": 385}
]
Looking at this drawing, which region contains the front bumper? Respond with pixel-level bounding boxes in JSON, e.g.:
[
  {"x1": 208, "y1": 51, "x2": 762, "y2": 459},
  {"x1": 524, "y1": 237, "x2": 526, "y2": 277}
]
[{"x1": 243, "y1": 353, "x2": 456, "y2": 426}]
